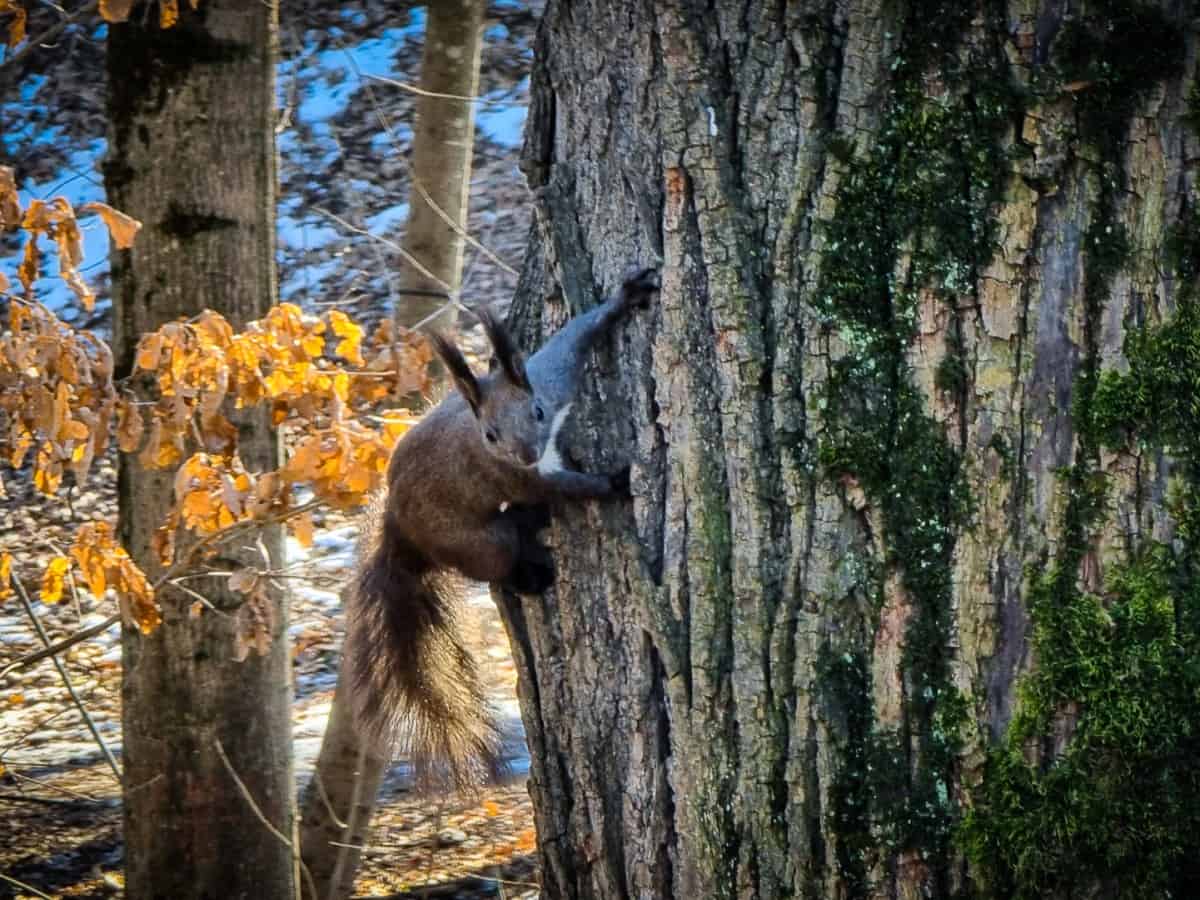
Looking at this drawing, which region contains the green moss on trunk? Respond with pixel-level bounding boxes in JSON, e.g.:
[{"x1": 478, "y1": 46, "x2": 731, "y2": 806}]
[
  {"x1": 813, "y1": 0, "x2": 1018, "y2": 889},
  {"x1": 961, "y1": 7, "x2": 1196, "y2": 896}
]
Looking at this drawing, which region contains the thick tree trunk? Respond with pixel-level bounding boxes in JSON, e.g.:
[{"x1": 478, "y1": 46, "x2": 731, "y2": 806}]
[
  {"x1": 299, "y1": 6, "x2": 486, "y2": 897},
  {"x1": 106, "y1": 4, "x2": 295, "y2": 899},
  {"x1": 395, "y1": 0, "x2": 486, "y2": 328},
  {"x1": 504, "y1": 2, "x2": 1200, "y2": 898}
]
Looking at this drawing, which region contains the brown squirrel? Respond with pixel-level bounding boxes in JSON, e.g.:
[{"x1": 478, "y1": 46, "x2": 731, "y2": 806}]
[{"x1": 347, "y1": 267, "x2": 660, "y2": 784}]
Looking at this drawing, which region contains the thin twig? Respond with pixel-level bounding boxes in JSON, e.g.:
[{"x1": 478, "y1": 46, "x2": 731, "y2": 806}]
[
  {"x1": 7, "y1": 768, "x2": 102, "y2": 802},
  {"x1": 0, "y1": 706, "x2": 73, "y2": 762},
  {"x1": 411, "y1": 177, "x2": 519, "y2": 277},
  {"x1": 0, "y1": 612, "x2": 120, "y2": 680},
  {"x1": 360, "y1": 70, "x2": 521, "y2": 107},
  {"x1": 164, "y1": 579, "x2": 234, "y2": 618},
  {"x1": 0, "y1": 871, "x2": 54, "y2": 900},
  {"x1": 213, "y1": 737, "x2": 318, "y2": 900},
  {"x1": 310, "y1": 205, "x2": 461, "y2": 304},
  {"x1": 0, "y1": 0, "x2": 99, "y2": 78},
  {"x1": 310, "y1": 768, "x2": 348, "y2": 831},
  {"x1": 465, "y1": 872, "x2": 543, "y2": 890},
  {"x1": 0, "y1": 791, "x2": 90, "y2": 806},
  {"x1": 11, "y1": 574, "x2": 121, "y2": 783},
  {"x1": 151, "y1": 499, "x2": 324, "y2": 591}
]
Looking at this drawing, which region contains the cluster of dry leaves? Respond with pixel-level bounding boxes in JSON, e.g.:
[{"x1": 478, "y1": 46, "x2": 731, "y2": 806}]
[
  {"x1": 0, "y1": 0, "x2": 197, "y2": 49},
  {"x1": 0, "y1": 166, "x2": 439, "y2": 647}
]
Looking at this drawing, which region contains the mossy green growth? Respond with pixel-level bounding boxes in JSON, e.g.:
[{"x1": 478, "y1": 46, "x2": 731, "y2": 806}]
[
  {"x1": 1050, "y1": 0, "x2": 1184, "y2": 154},
  {"x1": 961, "y1": 543, "x2": 1200, "y2": 898},
  {"x1": 812, "y1": 0, "x2": 1017, "y2": 885},
  {"x1": 963, "y1": 13, "x2": 1197, "y2": 887}
]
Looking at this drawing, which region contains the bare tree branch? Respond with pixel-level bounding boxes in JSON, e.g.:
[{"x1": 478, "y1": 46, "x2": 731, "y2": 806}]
[
  {"x1": 0, "y1": 612, "x2": 120, "y2": 680},
  {"x1": 0, "y1": 871, "x2": 54, "y2": 899},
  {"x1": 11, "y1": 573, "x2": 122, "y2": 783},
  {"x1": 0, "y1": 0, "x2": 99, "y2": 79}
]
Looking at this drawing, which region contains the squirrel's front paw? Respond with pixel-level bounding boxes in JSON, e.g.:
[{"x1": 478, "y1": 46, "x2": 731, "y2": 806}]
[
  {"x1": 609, "y1": 465, "x2": 632, "y2": 497},
  {"x1": 503, "y1": 558, "x2": 556, "y2": 595},
  {"x1": 621, "y1": 266, "x2": 661, "y2": 308}
]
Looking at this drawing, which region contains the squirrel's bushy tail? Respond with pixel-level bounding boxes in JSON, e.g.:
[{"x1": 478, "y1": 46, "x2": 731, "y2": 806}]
[{"x1": 346, "y1": 500, "x2": 497, "y2": 787}]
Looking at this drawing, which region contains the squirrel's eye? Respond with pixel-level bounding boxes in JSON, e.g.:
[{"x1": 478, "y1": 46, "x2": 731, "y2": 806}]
[
  {"x1": 485, "y1": 430, "x2": 497, "y2": 444},
  {"x1": 535, "y1": 404, "x2": 544, "y2": 422}
]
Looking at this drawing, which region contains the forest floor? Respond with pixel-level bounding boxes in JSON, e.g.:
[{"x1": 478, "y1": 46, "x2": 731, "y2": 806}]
[{"x1": 0, "y1": 438, "x2": 539, "y2": 899}]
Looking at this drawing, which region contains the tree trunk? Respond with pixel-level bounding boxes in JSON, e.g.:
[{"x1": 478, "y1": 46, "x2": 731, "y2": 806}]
[
  {"x1": 106, "y1": 4, "x2": 295, "y2": 899},
  {"x1": 298, "y1": 627, "x2": 389, "y2": 900},
  {"x1": 503, "y1": 2, "x2": 1200, "y2": 898},
  {"x1": 299, "y1": 6, "x2": 486, "y2": 897},
  {"x1": 395, "y1": 0, "x2": 486, "y2": 328}
]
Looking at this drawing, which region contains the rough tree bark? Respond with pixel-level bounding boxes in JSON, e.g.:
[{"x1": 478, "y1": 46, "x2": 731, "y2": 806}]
[
  {"x1": 298, "y1": 6, "x2": 486, "y2": 898},
  {"x1": 106, "y1": 4, "x2": 296, "y2": 899},
  {"x1": 503, "y1": 2, "x2": 1200, "y2": 898},
  {"x1": 395, "y1": 0, "x2": 487, "y2": 328}
]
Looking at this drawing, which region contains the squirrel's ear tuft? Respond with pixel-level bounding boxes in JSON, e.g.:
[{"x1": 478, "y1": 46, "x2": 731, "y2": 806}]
[
  {"x1": 427, "y1": 331, "x2": 482, "y2": 416},
  {"x1": 475, "y1": 306, "x2": 530, "y2": 391}
]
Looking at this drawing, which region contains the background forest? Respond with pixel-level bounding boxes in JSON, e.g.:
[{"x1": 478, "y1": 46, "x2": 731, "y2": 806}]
[{"x1": 1, "y1": 2, "x2": 542, "y2": 897}]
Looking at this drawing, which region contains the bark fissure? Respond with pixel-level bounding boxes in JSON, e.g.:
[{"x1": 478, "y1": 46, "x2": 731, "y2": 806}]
[{"x1": 501, "y1": 3, "x2": 1200, "y2": 898}]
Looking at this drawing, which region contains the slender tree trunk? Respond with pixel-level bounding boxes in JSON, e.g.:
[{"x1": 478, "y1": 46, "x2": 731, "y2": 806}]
[
  {"x1": 298, "y1": 629, "x2": 388, "y2": 900},
  {"x1": 106, "y1": 4, "x2": 295, "y2": 899},
  {"x1": 503, "y1": 2, "x2": 1200, "y2": 898},
  {"x1": 395, "y1": 0, "x2": 486, "y2": 328},
  {"x1": 299, "y1": 6, "x2": 486, "y2": 897}
]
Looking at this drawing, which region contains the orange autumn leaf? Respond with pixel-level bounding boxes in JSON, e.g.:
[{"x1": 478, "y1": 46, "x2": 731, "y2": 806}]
[
  {"x1": 290, "y1": 511, "x2": 315, "y2": 548},
  {"x1": 40, "y1": 556, "x2": 70, "y2": 605},
  {"x1": 63, "y1": 267, "x2": 95, "y2": 311},
  {"x1": 98, "y1": 0, "x2": 135, "y2": 23},
  {"x1": 0, "y1": 552, "x2": 11, "y2": 602},
  {"x1": 8, "y1": 692, "x2": 24, "y2": 706},
  {"x1": 328, "y1": 309, "x2": 364, "y2": 365},
  {"x1": 159, "y1": 0, "x2": 178, "y2": 28},
  {"x1": 482, "y1": 799, "x2": 500, "y2": 817},
  {"x1": 81, "y1": 201, "x2": 142, "y2": 249},
  {"x1": 0, "y1": 165, "x2": 20, "y2": 229},
  {"x1": 514, "y1": 828, "x2": 537, "y2": 852},
  {"x1": 71, "y1": 539, "x2": 106, "y2": 600},
  {"x1": 135, "y1": 332, "x2": 163, "y2": 372},
  {"x1": 0, "y1": 0, "x2": 25, "y2": 49},
  {"x1": 69, "y1": 522, "x2": 159, "y2": 631},
  {"x1": 17, "y1": 234, "x2": 38, "y2": 294}
]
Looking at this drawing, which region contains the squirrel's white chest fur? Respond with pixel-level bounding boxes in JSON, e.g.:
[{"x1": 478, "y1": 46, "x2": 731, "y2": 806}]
[{"x1": 536, "y1": 403, "x2": 573, "y2": 476}]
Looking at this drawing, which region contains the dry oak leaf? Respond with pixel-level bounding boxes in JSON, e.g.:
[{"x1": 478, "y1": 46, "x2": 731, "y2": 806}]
[
  {"x1": 0, "y1": 165, "x2": 20, "y2": 229},
  {"x1": 98, "y1": 0, "x2": 135, "y2": 23},
  {"x1": 0, "y1": 552, "x2": 12, "y2": 602},
  {"x1": 289, "y1": 511, "x2": 314, "y2": 548},
  {"x1": 227, "y1": 569, "x2": 258, "y2": 595},
  {"x1": 328, "y1": 309, "x2": 365, "y2": 366},
  {"x1": 81, "y1": 201, "x2": 142, "y2": 249},
  {"x1": 41, "y1": 556, "x2": 70, "y2": 605},
  {"x1": 0, "y1": 0, "x2": 25, "y2": 49}
]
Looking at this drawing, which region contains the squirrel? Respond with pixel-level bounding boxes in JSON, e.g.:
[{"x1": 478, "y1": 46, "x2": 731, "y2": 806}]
[{"x1": 346, "y1": 266, "x2": 660, "y2": 785}]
